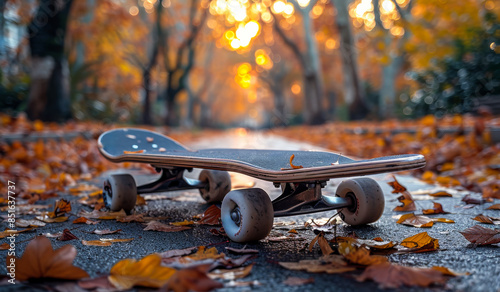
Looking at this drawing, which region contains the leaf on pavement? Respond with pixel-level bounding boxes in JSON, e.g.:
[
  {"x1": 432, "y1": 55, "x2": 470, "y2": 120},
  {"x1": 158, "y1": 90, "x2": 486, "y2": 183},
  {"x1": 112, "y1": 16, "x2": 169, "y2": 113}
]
[
  {"x1": 387, "y1": 175, "x2": 407, "y2": 193},
  {"x1": 117, "y1": 214, "x2": 145, "y2": 223},
  {"x1": 472, "y1": 214, "x2": 500, "y2": 225},
  {"x1": 73, "y1": 217, "x2": 100, "y2": 225},
  {"x1": 400, "y1": 232, "x2": 439, "y2": 252},
  {"x1": 197, "y1": 205, "x2": 221, "y2": 225},
  {"x1": 49, "y1": 199, "x2": 71, "y2": 218},
  {"x1": 209, "y1": 264, "x2": 254, "y2": 281},
  {"x1": 109, "y1": 254, "x2": 176, "y2": 290},
  {"x1": 459, "y1": 225, "x2": 500, "y2": 245},
  {"x1": 143, "y1": 221, "x2": 191, "y2": 232},
  {"x1": 394, "y1": 192, "x2": 417, "y2": 212},
  {"x1": 78, "y1": 209, "x2": 127, "y2": 220},
  {"x1": 431, "y1": 266, "x2": 470, "y2": 276},
  {"x1": 422, "y1": 202, "x2": 449, "y2": 215},
  {"x1": 165, "y1": 264, "x2": 223, "y2": 292},
  {"x1": 486, "y1": 204, "x2": 500, "y2": 210},
  {"x1": 36, "y1": 214, "x2": 69, "y2": 223},
  {"x1": 428, "y1": 191, "x2": 453, "y2": 197},
  {"x1": 159, "y1": 246, "x2": 197, "y2": 260},
  {"x1": 15, "y1": 219, "x2": 46, "y2": 228},
  {"x1": 462, "y1": 194, "x2": 483, "y2": 205},
  {"x1": 170, "y1": 219, "x2": 194, "y2": 226},
  {"x1": 309, "y1": 232, "x2": 334, "y2": 256},
  {"x1": 91, "y1": 229, "x2": 122, "y2": 235},
  {"x1": 225, "y1": 246, "x2": 259, "y2": 255},
  {"x1": 82, "y1": 240, "x2": 112, "y2": 247},
  {"x1": 337, "y1": 242, "x2": 387, "y2": 266},
  {"x1": 100, "y1": 238, "x2": 134, "y2": 243},
  {"x1": 179, "y1": 246, "x2": 225, "y2": 263},
  {"x1": 279, "y1": 255, "x2": 354, "y2": 274},
  {"x1": 396, "y1": 213, "x2": 454, "y2": 228},
  {"x1": 58, "y1": 229, "x2": 78, "y2": 241},
  {"x1": 283, "y1": 277, "x2": 315, "y2": 286},
  {"x1": 9, "y1": 236, "x2": 88, "y2": 281},
  {"x1": 356, "y1": 262, "x2": 448, "y2": 288}
]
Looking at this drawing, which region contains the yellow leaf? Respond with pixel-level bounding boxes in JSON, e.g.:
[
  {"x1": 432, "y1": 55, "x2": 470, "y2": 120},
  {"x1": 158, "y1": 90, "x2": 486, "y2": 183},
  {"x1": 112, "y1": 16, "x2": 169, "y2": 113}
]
[
  {"x1": 109, "y1": 254, "x2": 176, "y2": 290},
  {"x1": 337, "y1": 242, "x2": 387, "y2": 266},
  {"x1": 400, "y1": 232, "x2": 439, "y2": 251},
  {"x1": 82, "y1": 240, "x2": 112, "y2": 247},
  {"x1": 170, "y1": 220, "x2": 194, "y2": 226}
]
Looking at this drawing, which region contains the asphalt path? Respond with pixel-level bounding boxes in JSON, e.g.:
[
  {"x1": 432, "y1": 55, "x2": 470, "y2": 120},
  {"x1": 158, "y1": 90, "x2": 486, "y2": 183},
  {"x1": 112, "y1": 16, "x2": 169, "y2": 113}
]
[{"x1": 1, "y1": 130, "x2": 499, "y2": 292}]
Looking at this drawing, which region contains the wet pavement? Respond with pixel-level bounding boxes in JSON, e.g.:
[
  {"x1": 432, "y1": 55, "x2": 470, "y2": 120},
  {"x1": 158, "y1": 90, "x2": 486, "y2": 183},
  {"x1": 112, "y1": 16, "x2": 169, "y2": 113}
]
[{"x1": 2, "y1": 130, "x2": 500, "y2": 291}]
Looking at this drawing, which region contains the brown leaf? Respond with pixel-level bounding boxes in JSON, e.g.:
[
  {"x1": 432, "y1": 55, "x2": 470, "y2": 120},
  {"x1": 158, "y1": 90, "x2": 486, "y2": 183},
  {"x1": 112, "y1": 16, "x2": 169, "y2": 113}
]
[
  {"x1": 50, "y1": 198, "x2": 71, "y2": 218},
  {"x1": 117, "y1": 214, "x2": 144, "y2": 223},
  {"x1": 209, "y1": 264, "x2": 254, "y2": 280},
  {"x1": 396, "y1": 213, "x2": 434, "y2": 228},
  {"x1": 82, "y1": 240, "x2": 112, "y2": 247},
  {"x1": 279, "y1": 255, "x2": 354, "y2": 274},
  {"x1": 159, "y1": 247, "x2": 197, "y2": 260},
  {"x1": 422, "y1": 202, "x2": 449, "y2": 215},
  {"x1": 78, "y1": 275, "x2": 115, "y2": 290},
  {"x1": 91, "y1": 229, "x2": 122, "y2": 235},
  {"x1": 459, "y1": 225, "x2": 500, "y2": 245},
  {"x1": 387, "y1": 176, "x2": 407, "y2": 193},
  {"x1": 78, "y1": 209, "x2": 127, "y2": 220},
  {"x1": 337, "y1": 242, "x2": 387, "y2": 266},
  {"x1": 58, "y1": 229, "x2": 78, "y2": 241},
  {"x1": 164, "y1": 264, "x2": 223, "y2": 292},
  {"x1": 109, "y1": 254, "x2": 176, "y2": 290},
  {"x1": 225, "y1": 246, "x2": 259, "y2": 254},
  {"x1": 309, "y1": 232, "x2": 334, "y2": 256},
  {"x1": 462, "y1": 194, "x2": 483, "y2": 205},
  {"x1": 356, "y1": 262, "x2": 448, "y2": 288},
  {"x1": 8, "y1": 236, "x2": 88, "y2": 281},
  {"x1": 0, "y1": 243, "x2": 10, "y2": 250},
  {"x1": 486, "y1": 204, "x2": 500, "y2": 210},
  {"x1": 198, "y1": 205, "x2": 221, "y2": 225},
  {"x1": 144, "y1": 221, "x2": 191, "y2": 232},
  {"x1": 283, "y1": 277, "x2": 315, "y2": 286},
  {"x1": 73, "y1": 217, "x2": 100, "y2": 225},
  {"x1": 472, "y1": 214, "x2": 500, "y2": 224},
  {"x1": 15, "y1": 219, "x2": 46, "y2": 228},
  {"x1": 428, "y1": 191, "x2": 453, "y2": 197}
]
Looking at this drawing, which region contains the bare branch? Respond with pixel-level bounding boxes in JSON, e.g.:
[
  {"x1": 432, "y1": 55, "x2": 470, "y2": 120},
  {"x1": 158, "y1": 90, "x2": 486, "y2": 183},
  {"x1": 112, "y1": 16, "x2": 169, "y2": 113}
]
[{"x1": 269, "y1": 9, "x2": 306, "y2": 69}]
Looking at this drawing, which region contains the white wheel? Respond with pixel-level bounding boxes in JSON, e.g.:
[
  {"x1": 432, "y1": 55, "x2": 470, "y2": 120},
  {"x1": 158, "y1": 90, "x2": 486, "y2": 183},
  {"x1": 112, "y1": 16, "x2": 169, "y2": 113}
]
[
  {"x1": 335, "y1": 178, "x2": 384, "y2": 225},
  {"x1": 199, "y1": 170, "x2": 231, "y2": 203},
  {"x1": 103, "y1": 174, "x2": 137, "y2": 213},
  {"x1": 221, "y1": 188, "x2": 274, "y2": 243}
]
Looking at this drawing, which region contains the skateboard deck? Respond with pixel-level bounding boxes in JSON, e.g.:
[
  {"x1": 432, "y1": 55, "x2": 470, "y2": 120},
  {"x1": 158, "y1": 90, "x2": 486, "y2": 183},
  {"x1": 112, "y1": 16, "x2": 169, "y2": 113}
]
[{"x1": 98, "y1": 128, "x2": 425, "y2": 182}]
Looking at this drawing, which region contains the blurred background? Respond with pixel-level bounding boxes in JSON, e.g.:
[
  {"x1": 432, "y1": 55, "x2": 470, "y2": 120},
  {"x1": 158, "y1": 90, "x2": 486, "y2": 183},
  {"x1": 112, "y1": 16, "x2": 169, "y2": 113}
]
[{"x1": 0, "y1": 0, "x2": 499, "y2": 128}]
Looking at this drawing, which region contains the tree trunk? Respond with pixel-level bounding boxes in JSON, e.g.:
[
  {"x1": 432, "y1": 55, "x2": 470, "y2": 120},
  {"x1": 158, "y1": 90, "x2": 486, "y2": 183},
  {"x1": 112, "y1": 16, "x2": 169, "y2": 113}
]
[
  {"x1": 26, "y1": 0, "x2": 73, "y2": 122},
  {"x1": 332, "y1": 0, "x2": 369, "y2": 120}
]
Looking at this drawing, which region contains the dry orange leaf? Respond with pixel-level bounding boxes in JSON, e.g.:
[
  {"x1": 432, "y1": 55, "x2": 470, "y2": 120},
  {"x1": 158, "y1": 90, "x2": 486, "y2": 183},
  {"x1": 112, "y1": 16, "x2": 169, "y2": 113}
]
[
  {"x1": 170, "y1": 220, "x2": 195, "y2": 226},
  {"x1": 472, "y1": 214, "x2": 500, "y2": 225},
  {"x1": 82, "y1": 240, "x2": 112, "y2": 247},
  {"x1": 337, "y1": 242, "x2": 387, "y2": 266},
  {"x1": 180, "y1": 246, "x2": 224, "y2": 263},
  {"x1": 36, "y1": 214, "x2": 69, "y2": 223},
  {"x1": 0, "y1": 243, "x2": 10, "y2": 250},
  {"x1": 422, "y1": 202, "x2": 449, "y2": 215},
  {"x1": 73, "y1": 217, "x2": 100, "y2": 225},
  {"x1": 116, "y1": 214, "x2": 145, "y2": 223},
  {"x1": 486, "y1": 204, "x2": 500, "y2": 210},
  {"x1": 49, "y1": 199, "x2": 71, "y2": 218},
  {"x1": 396, "y1": 213, "x2": 433, "y2": 228},
  {"x1": 9, "y1": 236, "x2": 88, "y2": 281},
  {"x1": 387, "y1": 176, "x2": 407, "y2": 193},
  {"x1": 428, "y1": 191, "x2": 453, "y2": 197},
  {"x1": 400, "y1": 232, "x2": 439, "y2": 252},
  {"x1": 289, "y1": 154, "x2": 303, "y2": 169},
  {"x1": 356, "y1": 262, "x2": 448, "y2": 288},
  {"x1": 78, "y1": 209, "x2": 127, "y2": 220},
  {"x1": 143, "y1": 220, "x2": 191, "y2": 232},
  {"x1": 279, "y1": 255, "x2": 354, "y2": 274},
  {"x1": 197, "y1": 205, "x2": 221, "y2": 225},
  {"x1": 166, "y1": 265, "x2": 223, "y2": 291},
  {"x1": 459, "y1": 225, "x2": 500, "y2": 245},
  {"x1": 309, "y1": 232, "x2": 334, "y2": 256},
  {"x1": 109, "y1": 254, "x2": 176, "y2": 290}
]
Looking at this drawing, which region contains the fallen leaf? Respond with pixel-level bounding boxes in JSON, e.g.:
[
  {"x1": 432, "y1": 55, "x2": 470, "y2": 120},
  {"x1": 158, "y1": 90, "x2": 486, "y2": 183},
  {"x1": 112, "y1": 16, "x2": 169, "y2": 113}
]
[
  {"x1": 73, "y1": 217, "x2": 100, "y2": 225},
  {"x1": 387, "y1": 176, "x2": 407, "y2": 193},
  {"x1": 117, "y1": 214, "x2": 145, "y2": 223},
  {"x1": 486, "y1": 204, "x2": 500, "y2": 210},
  {"x1": 109, "y1": 254, "x2": 176, "y2": 290},
  {"x1": 428, "y1": 191, "x2": 453, "y2": 197},
  {"x1": 165, "y1": 264, "x2": 223, "y2": 292},
  {"x1": 337, "y1": 242, "x2": 387, "y2": 266},
  {"x1": 394, "y1": 192, "x2": 417, "y2": 212},
  {"x1": 459, "y1": 225, "x2": 500, "y2": 245},
  {"x1": 431, "y1": 266, "x2": 470, "y2": 276},
  {"x1": 82, "y1": 240, "x2": 112, "y2": 247},
  {"x1": 400, "y1": 232, "x2": 439, "y2": 252},
  {"x1": 283, "y1": 277, "x2": 315, "y2": 286},
  {"x1": 36, "y1": 214, "x2": 69, "y2": 223},
  {"x1": 78, "y1": 209, "x2": 127, "y2": 220},
  {"x1": 58, "y1": 229, "x2": 78, "y2": 241},
  {"x1": 49, "y1": 199, "x2": 71, "y2": 218},
  {"x1": 180, "y1": 246, "x2": 224, "y2": 263},
  {"x1": 279, "y1": 255, "x2": 354, "y2": 274},
  {"x1": 462, "y1": 194, "x2": 483, "y2": 205},
  {"x1": 197, "y1": 205, "x2": 221, "y2": 225},
  {"x1": 159, "y1": 247, "x2": 197, "y2": 260},
  {"x1": 9, "y1": 236, "x2": 88, "y2": 281},
  {"x1": 472, "y1": 214, "x2": 500, "y2": 224},
  {"x1": 225, "y1": 246, "x2": 259, "y2": 254},
  {"x1": 0, "y1": 243, "x2": 10, "y2": 250},
  {"x1": 309, "y1": 232, "x2": 334, "y2": 256},
  {"x1": 91, "y1": 229, "x2": 122, "y2": 235},
  {"x1": 396, "y1": 213, "x2": 434, "y2": 228},
  {"x1": 144, "y1": 221, "x2": 191, "y2": 232},
  {"x1": 422, "y1": 202, "x2": 449, "y2": 215},
  {"x1": 78, "y1": 276, "x2": 115, "y2": 290},
  {"x1": 289, "y1": 154, "x2": 303, "y2": 169},
  {"x1": 356, "y1": 262, "x2": 448, "y2": 288},
  {"x1": 15, "y1": 219, "x2": 46, "y2": 228},
  {"x1": 100, "y1": 238, "x2": 134, "y2": 243},
  {"x1": 209, "y1": 264, "x2": 254, "y2": 280},
  {"x1": 171, "y1": 220, "x2": 194, "y2": 226}
]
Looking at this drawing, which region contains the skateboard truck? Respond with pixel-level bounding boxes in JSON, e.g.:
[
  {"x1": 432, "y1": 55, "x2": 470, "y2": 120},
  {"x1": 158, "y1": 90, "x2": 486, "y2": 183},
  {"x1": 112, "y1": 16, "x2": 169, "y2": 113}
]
[
  {"x1": 137, "y1": 167, "x2": 206, "y2": 194},
  {"x1": 272, "y1": 181, "x2": 353, "y2": 217}
]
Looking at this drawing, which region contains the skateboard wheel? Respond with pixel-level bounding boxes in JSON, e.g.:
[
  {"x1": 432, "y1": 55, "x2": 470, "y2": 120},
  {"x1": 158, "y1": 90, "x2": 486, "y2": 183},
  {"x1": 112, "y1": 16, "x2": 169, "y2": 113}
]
[
  {"x1": 103, "y1": 174, "x2": 137, "y2": 213},
  {"x1": 221, "y1": 188, "x2": 274, "y2": 242},
  {"x1": 198, "y1": 170, "x2": 231, "y2": 203},
  {"x1": 335, "y1": 178, "x2": 384, "y2": 226}
]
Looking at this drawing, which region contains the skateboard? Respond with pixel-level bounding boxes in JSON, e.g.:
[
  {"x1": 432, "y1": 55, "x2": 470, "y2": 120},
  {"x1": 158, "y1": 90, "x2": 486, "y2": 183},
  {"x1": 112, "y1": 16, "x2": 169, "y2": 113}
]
[{"x1": 98, "y1": 128, "x2": 426, "y2": 242}]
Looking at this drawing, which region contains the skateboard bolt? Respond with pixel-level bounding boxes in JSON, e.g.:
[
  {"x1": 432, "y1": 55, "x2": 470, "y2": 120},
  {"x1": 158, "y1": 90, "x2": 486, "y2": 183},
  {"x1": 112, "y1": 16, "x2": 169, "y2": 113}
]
[{"x1": 230, "y1": 208, "x2": 241, "y2": 225}]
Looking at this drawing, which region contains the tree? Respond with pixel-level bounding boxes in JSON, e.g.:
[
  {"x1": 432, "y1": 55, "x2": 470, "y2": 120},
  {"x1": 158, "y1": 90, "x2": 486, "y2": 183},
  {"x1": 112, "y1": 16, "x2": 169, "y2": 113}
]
[
  {"x1": 272, "y1": 0, "x2": 326, "y2": 125},
  {"x1": 26, "y1": 0, "x2": 73, "y2": 122}
]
